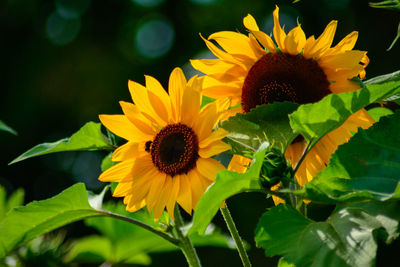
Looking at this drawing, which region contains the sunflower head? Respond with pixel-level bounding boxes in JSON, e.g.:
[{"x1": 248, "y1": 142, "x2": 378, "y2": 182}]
[
  {"x1": 98, "y1": 67, "x2": 231, "y2": 220},
  {"x1": 193, "y1": 6, "x2": 374, "y2": 205},
  {"x1": 191, "y1": 5, "x2": 369, "y2": 113}
]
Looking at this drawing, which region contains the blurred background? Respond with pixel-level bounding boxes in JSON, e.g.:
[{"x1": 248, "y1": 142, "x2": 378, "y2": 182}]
[{"x1": 1, "y1": 0, "x2": 400, "y2": 266}]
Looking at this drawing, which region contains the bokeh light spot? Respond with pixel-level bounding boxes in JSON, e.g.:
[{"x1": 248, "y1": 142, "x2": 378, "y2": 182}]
[
  {"x1": 131, "y1": 0, "x2": 164, "y2": 8},
  {"x1": 46, "y1": 12, "x2": 80, "y2": 45},
  {"x1": 56, "y1": 0, "x2": 91, "y2": 19},
  {"x1": 135, "y1": 19, "x2": 175, "y2": 59}
]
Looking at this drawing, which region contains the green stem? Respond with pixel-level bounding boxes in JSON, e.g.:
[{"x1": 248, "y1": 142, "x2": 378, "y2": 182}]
[
  {"x1": 174, "y1": 206, "x2": 201, "y2": 267},
  {"x1": 220, "y1": 204, "x2": 252, "y2": 267}
]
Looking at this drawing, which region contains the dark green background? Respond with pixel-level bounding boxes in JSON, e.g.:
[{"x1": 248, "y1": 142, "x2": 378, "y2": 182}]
[{"x1": 1, "y1": 0, "x2": 400, "y2": 266}]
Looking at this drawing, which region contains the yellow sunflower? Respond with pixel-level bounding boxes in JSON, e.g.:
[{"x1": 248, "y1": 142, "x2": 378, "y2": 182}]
[
  {"x1": 98, "y1": 67, "x2": 231, "y2": 220},
  {"x1": 191, "y1": 6, "x2": 374, "y2": 204}
]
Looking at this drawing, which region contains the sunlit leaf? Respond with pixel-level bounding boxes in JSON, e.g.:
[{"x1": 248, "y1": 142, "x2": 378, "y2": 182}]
[
  {"x1": 367, "y1": 107, "x2": 394, "y2": 122},
  {"x1": 190, "y1": 143, "x2": 268, "y2": 235},
  {"x1": 369, "y1": 0, "x2": 400, "y2": 11},
  {"x1": 289, "y1": 71, "x2": 400, "y2": 145},
  {"x1": 0, "y1": 120, "x2": 17, "y2": 135},
  {"x1": 221, "y1": 102, "x2": 299, "y2": 153},
  {"x1": 255, "y1": 204, "x2": 400, "y2": 267},
  {"x1": 0, "y1": 186, "x2": 24, "y2": 220},
  {"x1": 297, "y1": 110, "x2": 400, "y2": 203},
  {"x1": 10, "y1": 122, "x2": 113, "y2": 165}
]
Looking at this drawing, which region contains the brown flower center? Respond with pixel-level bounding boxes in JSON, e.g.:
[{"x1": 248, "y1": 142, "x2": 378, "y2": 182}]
[
  {"x1": 150, "y1": 123, "x2": 199, "y2": 176},
  {"x1": 241, "y1": 53, "x2": 331, "y2": 113}
]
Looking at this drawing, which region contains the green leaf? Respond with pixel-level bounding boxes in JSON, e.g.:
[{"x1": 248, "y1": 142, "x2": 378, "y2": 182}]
[
  {"x1": 0, "y1": 120, "x2": 17, "y2": 135},
  {"x1": 0, "y1": 187, "x2": 25, "y2": 220},
  {"x1": 200, "y1": 95, "x2": 215, "y2": 108},
  {"x1": 367, "y1": 107, "x2": 394, "y2": 122},
  {"x1": 10, "y1": 122, "x2": 113, "y2": 165},
  {"x1": 297, "y1": 110, "x2": 400, "y2": 203},
  {"x1": 369, "y1": 0, "x2": 400, "y2": 11},
  {"x1": 289, "y1": 71, "x2": 400, "y2": 144},
  {"x1": 66, "y1": 202, "x2": 235, "y2": 264},
  {"x1": 190, "y1": 143, "x2": 268, "y2": 235},
  {"x1": 0, "y1": 183, "x2": 102, "y2": 258},
  {"x1": 221, "y1": 102, "x2": 299, "y2": 153},
  {"x1": 65, "y1": 235, "x2": 151, "y2": 265},
  {"x1": 255, "y1": 204, "x2": 398, "y2": 267}
]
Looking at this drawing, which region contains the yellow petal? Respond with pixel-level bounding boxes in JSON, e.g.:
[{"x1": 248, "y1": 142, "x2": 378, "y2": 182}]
[
  {"x1": 194, "y1": 102, "x2": 219, "y2": 142},
  {"x1": 147, "y1": 90, "x2": 169, "y2": 125},
  {"x1": 113, "y1": 182, "x2": 132, "y2": 197},
  {"x1": 121, "y1": 155, "x2": 153, "y2": 182},
  {"x1": 145, "y1": 75, "x2": 171, "y2": 107},
  {"x1": 248, "y1": 33, "x2": 268, "y2": 58},
  {"x1": 189, "y1": 169, "x2": 206, "y2": 209},
  {"x1": 127, "y1": 80, "x2": 165, "y2": 127},
  {"x1": 319, "y1": 50, "x2": 366, "y2": 70},
  {"x1": 99, "y1": 114, "x2": 148, "y2": 142},
  {"x1": 181, "y1": 81, "x2": 201, "y2": 127},
  {"x1": 126, "y1": 199, "x2": 146, "y2": 213},
  {"x1": 273, "y1": 5, "x2": 287, "y2": 51},
  {"x1": 199, "y1": 128, "x2": 229, "y2": 148},
  {"x1": 177, "y1": 174, "x2": 193, "y2": 215},
  {"x1": 99, "y1": 159, "x2": 134, "y2": 182},
  {"x1": 190, "y1": 59, "x2": 246, "y2": 78},
  {"x1": 166, "y1": 175, "x2": 180, "y2": 219},
  {"x1": 146, "y1": 173, "x2": 166, "y2": 212},
  {"x1": 168, "y1": 67, "x2": 186, "y2": 122},
  {"x1": 208, "y1": 31, "x2": 260, "y2": 59},
  {"x1": 303, "y1": 20, "x2": 337, "y2": 58},
  {"x1": 153, "y1": 176, "x2": 172, "y2": 220},
  {"x1": 284, "y1": 25, "x2": 306, "y2": 55},
  {"x1": 119, "y1": 101, "x2": 157, "y2": 137},
  {"x1": 324, "y1": 31, "x2": 358, "y2": 56},
  {"x1": 196, "y1": 157, "x2": 225, "y2": 180},
  {"x1": 112, "y1": 141, "x2": 146, "y2": 162},
  {"x1": 243, "y1": 14, "x2": 259, "y2": 31},
  {"x1": 129, "y1": 172, "x2": 154, "y2": 208},
  {"x1": 227, "y1": 154, "x2": 251, "y2": 173},
  {"x1": 199, "y1": 140, "x2": 231, "y2": 158}
]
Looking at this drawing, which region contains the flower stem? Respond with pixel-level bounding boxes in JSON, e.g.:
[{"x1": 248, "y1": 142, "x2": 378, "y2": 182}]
[
  {"x1": 220, "y1": 204, "x2": 252, "y2": 267},
  {"x1": 174, "y1": 206, "x2": 201, "y2": 267}
]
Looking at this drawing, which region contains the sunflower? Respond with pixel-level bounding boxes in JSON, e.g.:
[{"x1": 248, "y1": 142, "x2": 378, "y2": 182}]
[
  {"x1": 98, "y1": 68, "x2": 231, "y2": 220},
  {"x1": 191, "y1": 6, "x2": 374, "y2": 203}
]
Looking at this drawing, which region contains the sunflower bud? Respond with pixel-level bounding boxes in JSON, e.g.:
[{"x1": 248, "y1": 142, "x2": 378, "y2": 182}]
[{"x1": 259, "y1": 149, "x2": 292, "y2": 189}]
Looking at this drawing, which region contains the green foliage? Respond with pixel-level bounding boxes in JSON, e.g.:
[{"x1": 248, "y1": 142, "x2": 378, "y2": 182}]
[
  {"x1": 190, "y1": 143, "x2": 268, "y2": 235},
  {"x1": 369, "y1": 0, "x2": 400, "y2": 11},
  {"x1": 296, "y1": 110, "x2": 400, "y2": 203},
  {"x1": 289, "y1": 70, "x2": 400, "y2": 146},
  {"x1": 0, "y1": 120, "x2": 17, "y2": 135},
  {"x1": 66, "y1": 202, "x2": 235, "y2": 265},
  {"x1": 221, "y1": 102, "x2": 299, "y2": 153},
  {"x1": 10, "y1": 122, "x2": 113, "y2": 165},
  {"x1": 255, "y1": 204, "x2": 400, "y2": 267},
  {"x1": 0, "y1": 186, "x2": 24, "y2": 220},
  {"x1": 367, "y1": 106, "x2": 394, "y2": 121},
  {"x1": 0, "y1": 183, "x2": 102, "y2": 258}
]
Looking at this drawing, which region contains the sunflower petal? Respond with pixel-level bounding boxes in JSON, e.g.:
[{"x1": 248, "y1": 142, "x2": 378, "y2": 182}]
[
  {"x1": 177, "y1": 174, "x2": 193, "y2": 215},
  {"x1": 303, "y1": 20, "x2": 337, "y2": 58},
  {"x1": 113, "y1": 182, "x2": 132, "y2": 197},
  {"x1": 208, "y1": 31, "x2": 260, "y2": 59},
  {"x1": 166, "y1": 175, "x2": 180, "y2": 219},
  {"x1": 319, "y1": 50, "x2": 366, "y2": 70},
  {"x1": 199, "y1": 128, "x2": 229, "y2": 148},
  {"x1": 119, "y1": 101, "x2": 157, "y2": 136},
  {"x1": 112, "y1": 141, "x2": 146, "y2": 162},
  {"x1": 181, "y1": 81, "x2": 201, "y2": 126},
  {"x1": 146, "y1": 173, "x2": 166, "y2": 212},
  {"x1": 99, "y1": 114, "x2": 148, "y2": 141},
  {"x1": 227, "y1": 154, "x2": 251, "y2": 173},
  {"x1": 272, "y1": 5, "x2": 287, "y2": 51},
  {"x1": 199, "y1": 140, "x2": 230, "y2": 158},
  {"x1": 99, "y1": 159, "x2": 134, "y2": 182},
  {"x1": 169, "y1": 67, "x2": 186, "y2": 122},
  {"x1": 284, "y1": 25, "x2": 306, "y2": 55},
  {"x1": 196, "y1": 157, "x2": 225, "y2": 180},
  {"x1": 153, "y1": 177, "x2": 172, "y2": 220}
]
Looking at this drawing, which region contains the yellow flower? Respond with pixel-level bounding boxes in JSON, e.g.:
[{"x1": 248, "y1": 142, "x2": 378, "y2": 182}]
[
  {"x1": 98, "y1": 68, "x2": 231, "y2": 220},
  {"x1": 192, "y1": 6, "x2": 374, "y2": 204}
]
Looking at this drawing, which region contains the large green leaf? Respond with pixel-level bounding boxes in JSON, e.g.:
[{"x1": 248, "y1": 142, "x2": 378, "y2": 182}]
[
  {"x1": 255, "y1": 204, "x2": 400, "y2": 267},
  {"x1": 66, "y1": 203, "x2": 235, "y2": 265},
  {"x1": 190, "y1": 143, "x2": 268, "y2": 235},
  {"x1": 221, "y1": 102, "x2": 299, "y2": 153},
  {"x1": 0, "y1": 120, "x2": 17, "y2": 135},
  {"x1": 297, "y1": 110, "x2": 400, "y2": 203},
  {"x1": 289, "y1": 71, "x2": 400, "y2": 144},
  {"x1": 0, "y1": 183, "x2": 103, "y2": 258},
  {"x1": 10, "y1": 122, "x2": 113, "y2": 165}
]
